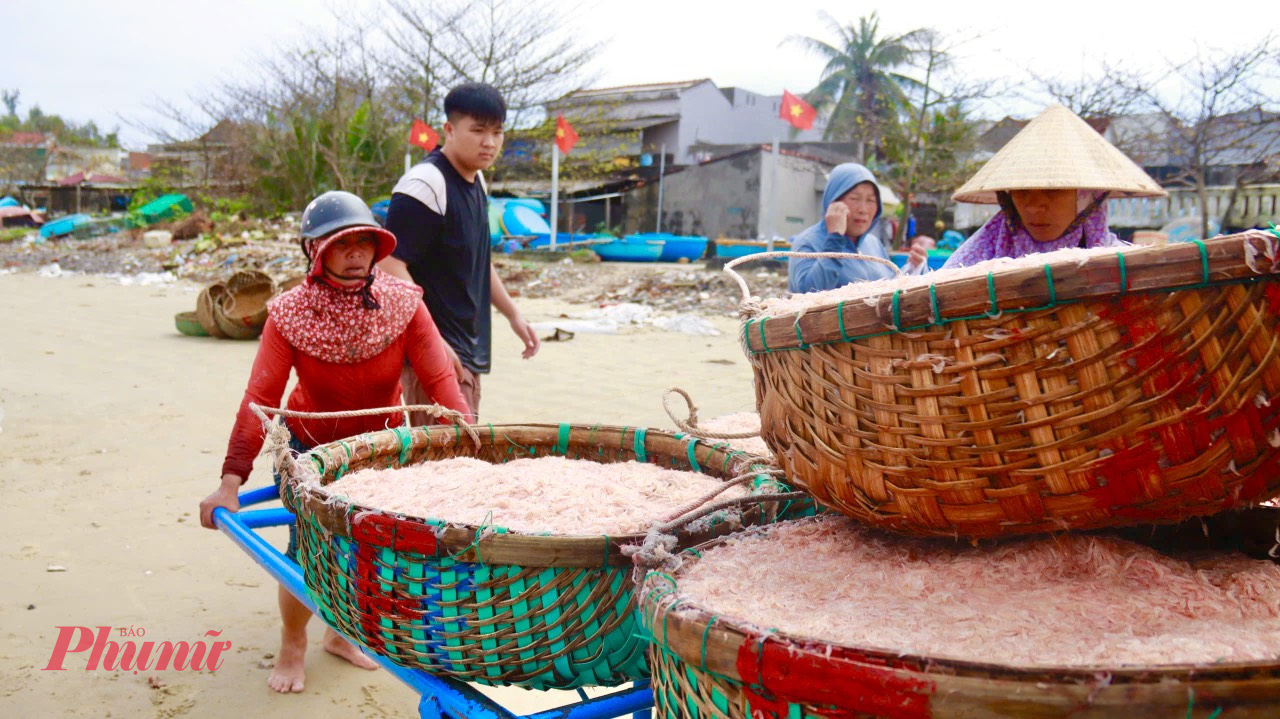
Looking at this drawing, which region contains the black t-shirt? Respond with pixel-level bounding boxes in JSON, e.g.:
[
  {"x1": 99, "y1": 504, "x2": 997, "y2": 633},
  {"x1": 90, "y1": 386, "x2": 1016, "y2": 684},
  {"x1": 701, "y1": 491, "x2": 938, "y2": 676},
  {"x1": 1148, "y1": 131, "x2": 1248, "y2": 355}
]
[{"x1": 386, "y1": 150, "x2": 492, "y2": 373}]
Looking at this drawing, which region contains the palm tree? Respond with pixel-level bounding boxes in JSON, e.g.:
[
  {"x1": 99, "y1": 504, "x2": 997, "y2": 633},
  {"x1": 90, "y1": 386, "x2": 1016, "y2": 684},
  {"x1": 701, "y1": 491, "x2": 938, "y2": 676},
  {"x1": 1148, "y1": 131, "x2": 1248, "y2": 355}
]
[{"x1": 788, "y1": 12, "x2": 927, "y2": 162}]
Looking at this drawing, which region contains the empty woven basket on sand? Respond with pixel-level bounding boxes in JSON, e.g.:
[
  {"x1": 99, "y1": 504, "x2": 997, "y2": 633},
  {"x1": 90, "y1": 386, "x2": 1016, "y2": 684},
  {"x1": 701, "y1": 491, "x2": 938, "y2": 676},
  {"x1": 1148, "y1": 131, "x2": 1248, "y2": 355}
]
[
  {"x1": 735, "y1": 230, "x2": 1280, "y2": 539},
  {"x1": 214, "y1": 269, "x2": 275, "y2": 339},
  {"x1": 195, "y1": 282, "x2": 229, "y2": 338}
]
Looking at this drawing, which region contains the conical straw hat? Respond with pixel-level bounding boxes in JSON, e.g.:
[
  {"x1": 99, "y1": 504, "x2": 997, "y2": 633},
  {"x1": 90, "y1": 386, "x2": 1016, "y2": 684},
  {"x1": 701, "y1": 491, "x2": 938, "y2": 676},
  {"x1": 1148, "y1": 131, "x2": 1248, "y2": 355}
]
[{"x1": 952, "y1": 104, "x2": 1167, "y2": 204}]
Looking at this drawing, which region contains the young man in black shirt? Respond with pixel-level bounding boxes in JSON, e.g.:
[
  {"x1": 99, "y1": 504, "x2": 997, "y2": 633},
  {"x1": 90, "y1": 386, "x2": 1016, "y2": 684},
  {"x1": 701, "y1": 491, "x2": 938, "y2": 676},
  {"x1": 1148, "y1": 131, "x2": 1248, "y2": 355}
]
[{"x1": 379, "y1": 83, "x2": 539, "y2": 421}]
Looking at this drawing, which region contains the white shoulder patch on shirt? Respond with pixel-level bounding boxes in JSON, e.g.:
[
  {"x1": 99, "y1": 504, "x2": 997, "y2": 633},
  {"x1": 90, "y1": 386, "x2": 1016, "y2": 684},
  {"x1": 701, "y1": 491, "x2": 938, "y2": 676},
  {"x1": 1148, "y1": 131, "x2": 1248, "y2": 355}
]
[{"x1": 393, "y1": 163, "x2": 447, "y2": 215}]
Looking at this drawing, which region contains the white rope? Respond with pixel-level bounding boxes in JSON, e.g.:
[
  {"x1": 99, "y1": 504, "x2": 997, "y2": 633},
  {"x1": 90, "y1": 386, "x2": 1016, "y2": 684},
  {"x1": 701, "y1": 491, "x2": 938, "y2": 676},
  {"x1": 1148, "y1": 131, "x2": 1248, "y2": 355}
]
[
  {"x1": 722, "y1": 250, "x2": 903, "y2": 305},
  {"x1": 662, "y1": 387, "x2": 761, "y2": 440},
  {"x1": 247, "y1": 402, "x2": 482, "y2": 478}
]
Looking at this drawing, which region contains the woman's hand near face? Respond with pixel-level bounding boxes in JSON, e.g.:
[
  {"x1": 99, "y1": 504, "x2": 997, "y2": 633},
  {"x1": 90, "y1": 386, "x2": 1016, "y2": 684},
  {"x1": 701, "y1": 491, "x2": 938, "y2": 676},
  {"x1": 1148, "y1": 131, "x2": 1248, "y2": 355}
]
[{"x1": 824, "y1": 202, "x2": 849, "y2": 235}]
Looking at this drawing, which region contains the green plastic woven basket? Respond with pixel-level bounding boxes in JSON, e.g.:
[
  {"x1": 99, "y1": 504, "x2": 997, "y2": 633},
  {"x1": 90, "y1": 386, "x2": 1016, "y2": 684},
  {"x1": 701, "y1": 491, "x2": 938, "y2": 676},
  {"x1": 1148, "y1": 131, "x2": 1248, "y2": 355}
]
[{"x1": 281, "y1": 422, "x2": 789, "y2": 690}]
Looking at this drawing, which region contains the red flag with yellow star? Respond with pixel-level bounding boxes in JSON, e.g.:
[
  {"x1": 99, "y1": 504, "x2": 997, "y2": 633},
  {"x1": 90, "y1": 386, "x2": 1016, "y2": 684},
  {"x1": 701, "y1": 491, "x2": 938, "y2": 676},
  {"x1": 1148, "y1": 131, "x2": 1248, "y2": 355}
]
[
  {"x1": 779, "y1": 90, "x2": 817, "y2": 131},
  {"x1": 555, "y1": 115, "x2": 579, "y2": 155},
  {"x1": 409, "y1": 119, "x2": 439, "y2": 152}
]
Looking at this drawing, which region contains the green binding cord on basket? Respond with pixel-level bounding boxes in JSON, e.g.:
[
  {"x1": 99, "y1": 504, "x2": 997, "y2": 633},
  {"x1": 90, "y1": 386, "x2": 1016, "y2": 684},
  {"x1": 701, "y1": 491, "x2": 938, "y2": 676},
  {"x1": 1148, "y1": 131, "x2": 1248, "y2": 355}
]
[
  {"x1": 1164, "y1": 239, "x2": 1212, "y2": 291},
  {"x1": 632, "y1": 427, "x2": 648, "y2": 463},
  {"x1": 700, "y1": 614, "x2": 719, "y2": 672},
  {"x1": 745, "y1": 249, "x2": 1191, "y2": 355},
  {"x1": 554, "y1": 423, "x2": 571, "y2": 455},
  {"x1": 392, "y1": 426, "x2": 412, "y2": 466},
  {"x1": 891, "y1": 286, "x2": 942, "y2": 333},
  {"x1": 686, "y1": 438, "x2": 701, "y2": 473}
]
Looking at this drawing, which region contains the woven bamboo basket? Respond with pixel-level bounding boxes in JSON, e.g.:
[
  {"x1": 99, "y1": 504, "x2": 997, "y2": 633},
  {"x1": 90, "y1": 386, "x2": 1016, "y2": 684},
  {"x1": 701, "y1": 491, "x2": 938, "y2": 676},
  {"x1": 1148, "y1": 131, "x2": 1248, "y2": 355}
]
[
  {"x1": 214, "y1": 269, "x2": 275, "y2": 339},
  {"x1": 279, "y1": 422, "x2": 788, "y2": 690},
  {"x1": 638, "y1": 510, "x2": 1280, "y2": 719},
  {"x1": 174, "y1": 310, "x2": 208, "y2": 337},
  {"x1": 735, "y1": 231, "x2": 1280, "y2": 538},
  {"x1": 195, "y1": 282, "x2": 229, "y2": 338}
]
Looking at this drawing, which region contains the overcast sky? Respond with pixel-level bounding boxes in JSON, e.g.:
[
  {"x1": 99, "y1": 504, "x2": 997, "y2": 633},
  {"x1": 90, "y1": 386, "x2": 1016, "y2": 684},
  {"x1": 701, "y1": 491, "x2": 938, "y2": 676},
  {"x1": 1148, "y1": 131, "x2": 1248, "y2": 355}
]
[{"x1": 2, "y1": 0, "x2": 1275, "y2": 149}]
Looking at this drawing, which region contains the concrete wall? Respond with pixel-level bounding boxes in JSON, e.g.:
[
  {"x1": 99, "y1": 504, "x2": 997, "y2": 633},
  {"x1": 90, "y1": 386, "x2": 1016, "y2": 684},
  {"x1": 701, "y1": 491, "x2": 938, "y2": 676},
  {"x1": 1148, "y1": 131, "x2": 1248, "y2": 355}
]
[
  {"x1": 673, "y1": 81, "x2": 733, "y2": 165},
  {"x1": 641, "y1": 122, "x2": 681, "y2": 160},
  {"x1": 657, "y1": 150, "x2": 761, "y2": 238},
  {"x1": 45, "y1": 146, "x2": 125, "y2": 181},
  {"x1": 760, "y1": 152, "x2": 826, "y2": 240},
  {"x1": 638, "y1": 148, "x2": 828, "y2": 240},
  {"x1": 718, "y1": 88, "x2": 828, "y2": 146},
  {"x1": 556, "y1": 81, "x2": 834, "y2": 169}
]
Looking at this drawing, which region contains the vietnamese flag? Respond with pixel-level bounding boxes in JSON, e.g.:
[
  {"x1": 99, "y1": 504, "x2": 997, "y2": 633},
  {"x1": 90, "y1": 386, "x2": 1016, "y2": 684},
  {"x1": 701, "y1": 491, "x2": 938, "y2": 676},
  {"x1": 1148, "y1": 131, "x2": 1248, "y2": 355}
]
[
  {"x1": 555, "y1": 114, "x2": 579, "y2": 155},
  {"x1": 779, "y1": 90, "x2": 817, "y2": 131},
  {"x1": 409, "y1": 119, "x2": 439, "y2": 152}
]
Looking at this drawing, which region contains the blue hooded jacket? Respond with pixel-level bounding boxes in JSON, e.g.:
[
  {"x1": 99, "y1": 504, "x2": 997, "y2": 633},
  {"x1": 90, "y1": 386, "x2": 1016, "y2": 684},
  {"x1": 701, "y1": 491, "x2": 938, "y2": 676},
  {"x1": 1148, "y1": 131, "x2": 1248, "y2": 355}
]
[{"x1": 787, "y1": 163, "x2": 896, "y2": 293}]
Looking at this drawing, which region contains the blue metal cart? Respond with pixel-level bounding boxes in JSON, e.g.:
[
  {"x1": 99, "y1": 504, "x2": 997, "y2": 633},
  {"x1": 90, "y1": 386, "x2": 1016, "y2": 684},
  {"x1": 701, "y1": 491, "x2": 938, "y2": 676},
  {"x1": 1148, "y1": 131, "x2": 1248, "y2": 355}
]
[{"x1": 214, "y1": 486, "x2": 655, "y2": 719}]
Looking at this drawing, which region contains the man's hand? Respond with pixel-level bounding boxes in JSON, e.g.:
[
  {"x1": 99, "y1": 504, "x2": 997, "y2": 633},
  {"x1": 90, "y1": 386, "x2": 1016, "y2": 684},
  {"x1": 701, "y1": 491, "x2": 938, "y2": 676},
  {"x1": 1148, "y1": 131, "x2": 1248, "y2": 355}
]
[
  {"x1": 199, "y1": 474, "x2": 243, "y2": 529},
  {"x1": 509, "y1": 315, "x2": 540, "y2": 359},
  {"x1": 443, "y1": 341, "x2": 465, "y2": 379},
  {"x1": 824, "y1": 202, "x2": 848, "y2": 235}
]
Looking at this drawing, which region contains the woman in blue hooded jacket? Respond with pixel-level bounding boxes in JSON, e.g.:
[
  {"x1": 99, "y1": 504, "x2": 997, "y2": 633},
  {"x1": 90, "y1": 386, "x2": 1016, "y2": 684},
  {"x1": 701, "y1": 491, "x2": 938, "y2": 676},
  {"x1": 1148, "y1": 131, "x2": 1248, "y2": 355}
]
[{"x1": 788, "y1": 163, "x2": 927, "y2": 293}]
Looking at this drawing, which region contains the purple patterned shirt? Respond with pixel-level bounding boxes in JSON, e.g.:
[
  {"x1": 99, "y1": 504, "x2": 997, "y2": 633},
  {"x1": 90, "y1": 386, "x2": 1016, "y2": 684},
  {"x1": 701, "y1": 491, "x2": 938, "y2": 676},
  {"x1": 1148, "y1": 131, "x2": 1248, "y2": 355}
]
[{"x1": 943, "y1": 191, "x2": 1126, "y2": 269}]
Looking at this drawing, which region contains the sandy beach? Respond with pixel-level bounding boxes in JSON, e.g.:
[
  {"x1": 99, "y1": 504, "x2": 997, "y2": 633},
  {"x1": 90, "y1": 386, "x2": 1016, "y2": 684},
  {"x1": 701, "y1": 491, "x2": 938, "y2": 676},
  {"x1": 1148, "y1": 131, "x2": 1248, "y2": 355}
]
[{"x1": 0, "y1": 269, "x2": 758, "y2": 718}]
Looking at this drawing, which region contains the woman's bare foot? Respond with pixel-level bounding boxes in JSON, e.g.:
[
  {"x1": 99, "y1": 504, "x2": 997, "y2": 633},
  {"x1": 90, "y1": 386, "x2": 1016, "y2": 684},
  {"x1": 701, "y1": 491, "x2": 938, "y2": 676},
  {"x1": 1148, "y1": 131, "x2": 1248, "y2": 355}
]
[
  {"x1": 267, "y1": 631, "x2": 307, "y2": 693},
  {"x1": 322, "y1": 629, "x2": 379, "y2": 670}
]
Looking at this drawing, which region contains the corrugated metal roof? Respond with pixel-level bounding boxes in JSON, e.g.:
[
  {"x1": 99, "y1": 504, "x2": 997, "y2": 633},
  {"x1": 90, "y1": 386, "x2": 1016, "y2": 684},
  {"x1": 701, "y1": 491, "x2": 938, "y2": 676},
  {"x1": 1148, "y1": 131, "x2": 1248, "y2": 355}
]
[
  {"x1": 564, "y1": 79, "x2": 709, "y2": 100},
  {"x1": 57, "y1": 171, "x2": 128, "y2": 186},
  {"x1": 578, "y1": 115, "x2": 679, "y2": 132}
]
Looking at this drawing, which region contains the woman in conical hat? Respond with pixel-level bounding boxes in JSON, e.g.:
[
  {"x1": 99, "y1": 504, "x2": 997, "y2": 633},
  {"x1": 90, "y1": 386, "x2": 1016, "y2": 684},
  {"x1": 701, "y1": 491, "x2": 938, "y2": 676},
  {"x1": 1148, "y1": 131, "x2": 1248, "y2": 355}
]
[{"x1": 942, "y1": 104, "x2": 1167, "y2": 269}]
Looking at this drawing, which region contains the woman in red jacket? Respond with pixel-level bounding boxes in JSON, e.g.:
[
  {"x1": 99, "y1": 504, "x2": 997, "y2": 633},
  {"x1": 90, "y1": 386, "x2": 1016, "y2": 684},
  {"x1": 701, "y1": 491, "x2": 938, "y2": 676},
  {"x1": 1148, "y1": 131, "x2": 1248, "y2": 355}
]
[{"x1": 198, "y1": 190, "x2": 469, "y2": 693}]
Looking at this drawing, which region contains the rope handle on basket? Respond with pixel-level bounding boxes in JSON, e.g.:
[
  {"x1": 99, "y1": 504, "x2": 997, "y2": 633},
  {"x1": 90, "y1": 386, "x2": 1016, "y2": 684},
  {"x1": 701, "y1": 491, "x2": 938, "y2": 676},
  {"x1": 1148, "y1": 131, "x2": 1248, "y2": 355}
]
[
  {"x1": 247, "y1": 402, "x2": 481, "y2": 481},
  {"x1": 625, "y1": 489, "x2": 807, "y2": 578},
  {"x1": 662, "y1": 387, "x2": 761, "y2": 440},
  {"x1": 723, "y1": 251, "x2": 902, "y2": 310}
]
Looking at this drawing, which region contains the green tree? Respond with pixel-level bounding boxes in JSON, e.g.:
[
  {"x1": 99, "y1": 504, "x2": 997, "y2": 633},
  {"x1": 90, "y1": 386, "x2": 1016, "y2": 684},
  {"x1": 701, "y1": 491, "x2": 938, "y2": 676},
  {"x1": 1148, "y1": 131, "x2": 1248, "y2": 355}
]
[
  {"x1": 0, "y1": 102, "x2": 119, "y2": 148},
  {"x1": 878, "y1": 30, "x2": 989, "y2": 247},
  {"x1": 788, "y1": 12, "x2": 927, "y2": 162}
]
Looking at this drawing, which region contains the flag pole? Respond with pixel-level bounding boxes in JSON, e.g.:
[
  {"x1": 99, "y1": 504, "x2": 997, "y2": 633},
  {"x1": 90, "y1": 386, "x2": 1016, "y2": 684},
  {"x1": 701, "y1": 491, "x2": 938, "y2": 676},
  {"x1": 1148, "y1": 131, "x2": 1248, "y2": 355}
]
[
  {"x1": 767, "y1": 137, "x2": 779, "y2": 251},
  {"x1": 655, "y1": 143, "x2": 666, "y2": 233},
  {"x1": 405, "y1": 149, "x2": 411, "y2": 174},
  {"x1": 550, "y1": 143, "x2": 560, "y2": 252}
]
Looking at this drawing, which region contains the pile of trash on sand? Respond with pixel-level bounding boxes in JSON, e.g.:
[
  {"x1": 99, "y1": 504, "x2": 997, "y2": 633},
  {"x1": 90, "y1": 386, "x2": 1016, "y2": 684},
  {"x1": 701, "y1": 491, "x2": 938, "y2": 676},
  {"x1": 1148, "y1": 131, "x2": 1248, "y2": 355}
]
[{"x1": 0, "y1": 213, "x2": 790, "y2": 318}]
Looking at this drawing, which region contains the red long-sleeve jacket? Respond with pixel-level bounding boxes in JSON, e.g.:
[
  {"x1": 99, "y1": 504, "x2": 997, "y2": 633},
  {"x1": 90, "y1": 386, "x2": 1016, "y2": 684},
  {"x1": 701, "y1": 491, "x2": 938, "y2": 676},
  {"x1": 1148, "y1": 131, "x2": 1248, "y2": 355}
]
[{"x1": 221, "y1": 304, "x2": 468, "y2": 482}]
